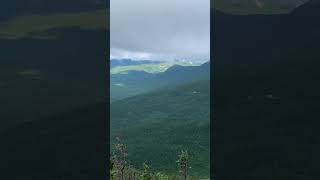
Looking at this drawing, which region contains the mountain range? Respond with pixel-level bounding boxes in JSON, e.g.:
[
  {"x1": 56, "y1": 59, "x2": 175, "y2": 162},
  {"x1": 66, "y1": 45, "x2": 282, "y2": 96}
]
[
  {"x1": 110, "y1": 61, "x2": 210, "y2": 101},
  {"x1": 109, "y1": 57, "x2": 210, "y2": 177},
  {"x1": 110, "y1": 59, "x2": 164, "y2": 68}
]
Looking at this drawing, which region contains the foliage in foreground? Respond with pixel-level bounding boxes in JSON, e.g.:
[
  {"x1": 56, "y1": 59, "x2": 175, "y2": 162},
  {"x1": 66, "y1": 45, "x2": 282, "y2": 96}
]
[{"x1": 110, "y1": 141, "x2": 207, "y2": 180}]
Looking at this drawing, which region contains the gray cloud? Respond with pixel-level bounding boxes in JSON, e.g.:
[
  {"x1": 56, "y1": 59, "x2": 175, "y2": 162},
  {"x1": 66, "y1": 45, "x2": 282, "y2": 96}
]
[{"x1": 111, "y1": 0, "x2": 210, "y2": 61}]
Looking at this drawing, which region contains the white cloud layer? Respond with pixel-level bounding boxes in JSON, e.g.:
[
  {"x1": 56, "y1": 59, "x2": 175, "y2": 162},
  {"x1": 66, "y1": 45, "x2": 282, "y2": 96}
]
[
  {"x1": 110, "y1": 48, "x2": 153, "y2": 60},
  {"x1": 110, "y1": 0, "x2": 210, "y2": 61}
]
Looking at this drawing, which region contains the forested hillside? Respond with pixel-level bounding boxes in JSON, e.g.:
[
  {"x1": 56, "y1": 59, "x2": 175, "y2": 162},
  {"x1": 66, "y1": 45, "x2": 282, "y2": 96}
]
[{"x1": 111, "y1": 80, "x2": 210, "y2": 177}]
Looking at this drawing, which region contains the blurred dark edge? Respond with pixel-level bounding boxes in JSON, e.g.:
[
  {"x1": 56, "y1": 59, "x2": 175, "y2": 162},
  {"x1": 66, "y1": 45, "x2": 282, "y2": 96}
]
[
  {"x1": 0, "y1": 0, "x2": 109, "y2": 179},
  {"x1": 213, "y1": 0, "x2": 320, "y2": 179}
]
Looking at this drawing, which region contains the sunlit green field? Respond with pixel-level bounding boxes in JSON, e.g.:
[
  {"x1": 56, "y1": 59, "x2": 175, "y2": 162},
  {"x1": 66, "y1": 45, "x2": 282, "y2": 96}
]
[
  {"x1": 111, "y1": 63, "x2": 171, "y2": 74},
  {"x1": 111, "y1": 62, "x2": 200, "y2": 74}
]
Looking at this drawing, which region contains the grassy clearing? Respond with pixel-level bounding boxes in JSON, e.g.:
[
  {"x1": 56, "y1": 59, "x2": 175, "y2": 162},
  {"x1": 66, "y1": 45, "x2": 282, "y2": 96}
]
[
  {"x1": 111, "y1": 63, "x2": 172, "y2": 74},
  {"x1": 111, "y1": 62, "x2": 200, "y2": 75}
]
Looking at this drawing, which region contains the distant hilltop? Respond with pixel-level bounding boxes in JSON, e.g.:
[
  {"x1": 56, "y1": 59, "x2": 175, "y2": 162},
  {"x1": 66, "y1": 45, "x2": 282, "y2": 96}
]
[
  {"x1": 110, "y1": 59, "x2": 164, "y2": 68},
  {"x1": 110, "y1": 58, "x2": 205, "y2": 74}
]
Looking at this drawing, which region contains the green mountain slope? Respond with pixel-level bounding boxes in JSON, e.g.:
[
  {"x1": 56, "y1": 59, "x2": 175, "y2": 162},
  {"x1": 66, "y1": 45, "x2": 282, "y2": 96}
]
[
  {"x1": 110, "y1": 62, "x2": 210, "y2": 101},
  {"x1": 110, "y1": 80, "x2": 210, "y2": 177}
]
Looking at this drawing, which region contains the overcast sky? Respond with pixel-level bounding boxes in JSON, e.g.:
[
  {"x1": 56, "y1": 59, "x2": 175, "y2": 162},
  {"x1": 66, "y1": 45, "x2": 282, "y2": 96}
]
[{"x1": 110, "y1": 0, "x2": 210, "y2": 62}]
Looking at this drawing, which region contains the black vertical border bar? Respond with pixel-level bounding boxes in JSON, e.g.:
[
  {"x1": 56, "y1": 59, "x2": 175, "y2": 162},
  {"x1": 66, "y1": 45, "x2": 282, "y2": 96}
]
[{"x1": 106, "y1": 0, "x2": 111, "y2": 179}]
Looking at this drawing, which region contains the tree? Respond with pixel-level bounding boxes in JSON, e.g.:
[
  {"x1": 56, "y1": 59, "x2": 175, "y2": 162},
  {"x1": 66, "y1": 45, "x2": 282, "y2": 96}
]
[
  {"x1": 139, "y1": 162, "x2": 152, "y2": 180},
  {"x1": 176, "y1": 150, "x2": 189, "y2": 180},
  {"x1": 112, "y1": 138, "x2": 128, "y2": 180},
  {"x1": 110, "y1": 159, "x2": 118, "y2": 180}
]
